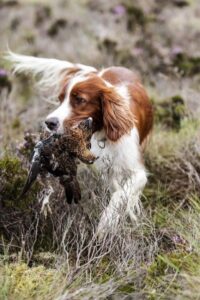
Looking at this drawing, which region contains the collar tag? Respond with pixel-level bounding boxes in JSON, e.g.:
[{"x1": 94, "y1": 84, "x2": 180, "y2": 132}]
[{"x1": 97, "y1": 138, "x2": 106, "y2": 149}]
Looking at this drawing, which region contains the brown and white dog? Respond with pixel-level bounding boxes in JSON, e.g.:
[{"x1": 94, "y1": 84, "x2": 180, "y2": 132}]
[{"x1": 7, "y1": 52, "x2": 153, "y2": 234}]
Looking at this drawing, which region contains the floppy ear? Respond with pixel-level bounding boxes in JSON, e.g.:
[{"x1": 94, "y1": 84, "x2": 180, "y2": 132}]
[{"x1": 101, "y1": 88, "x2": 135, "y2": 141}]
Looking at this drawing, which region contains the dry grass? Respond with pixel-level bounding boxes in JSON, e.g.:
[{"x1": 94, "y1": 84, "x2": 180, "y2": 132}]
[
  {"x1": 1, "y1": 118, "x2": 200, "y2": 299},
  {"x1": 145, "y1": 120, "x2": 200, "y2": 204},
  {"x1": 1, "y1": 58, "x2": 200, "y2": 300},
  {"x1": 0, "y1": 0, "x2": 200, "y2": 298}
]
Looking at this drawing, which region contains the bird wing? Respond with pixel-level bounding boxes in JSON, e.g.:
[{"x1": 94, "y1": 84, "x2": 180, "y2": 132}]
[
  {"x1": 19, "y1": 143, "x2": 42, "y2": 198},
  {"x1": 20, "y1": 161, "x2": 41, "y2": 198}
]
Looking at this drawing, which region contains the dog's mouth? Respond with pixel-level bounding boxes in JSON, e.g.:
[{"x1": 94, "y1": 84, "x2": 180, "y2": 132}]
[
  {"x1": 43, "y1": 117, "x2": 94, "y2": 138},
  {"x1": 43, "y1": 122, "x2": 64, "y2": 134}
]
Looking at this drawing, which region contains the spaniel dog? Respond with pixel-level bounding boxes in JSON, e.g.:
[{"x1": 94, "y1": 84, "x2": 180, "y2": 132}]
[{"x1": 7, "y1": 52, "x2": 153, "y2": 234}]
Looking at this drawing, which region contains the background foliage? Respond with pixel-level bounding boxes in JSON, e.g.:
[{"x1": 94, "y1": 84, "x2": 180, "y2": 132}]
[{"x1": 0, "y1": 0, "x2": 200, "y2": 299}]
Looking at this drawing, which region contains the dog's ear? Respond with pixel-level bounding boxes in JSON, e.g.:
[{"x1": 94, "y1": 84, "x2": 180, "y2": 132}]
[{"x1": 101, "y1": 88, "x2": 134, "y2": 141}]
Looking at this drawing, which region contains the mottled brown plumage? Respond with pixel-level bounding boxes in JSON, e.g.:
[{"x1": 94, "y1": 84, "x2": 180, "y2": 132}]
[{"x1": 20, "y1": 118, "x2": 96, "y2": 204}]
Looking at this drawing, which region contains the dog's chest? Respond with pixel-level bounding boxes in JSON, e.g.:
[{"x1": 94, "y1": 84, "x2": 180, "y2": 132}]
[{"x1": 90, "y1": 128, "x2": 140, "y2": 173}]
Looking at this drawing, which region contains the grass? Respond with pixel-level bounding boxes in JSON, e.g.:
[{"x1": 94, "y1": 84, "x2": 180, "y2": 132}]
[
  {"x1": 0, "y1": 72, "x2": 199, "y2": 298},
  {"x1": 1, "y1": 197, "x2": 200, "y2": 299},
  {"x1": 0, "y1": 0, "x2": 200, "y2": 297},
  {"x1": 0, "y1": 117, "x2": 200, "y2": 299},
  {"x1": 0, "y1": 262, "x2": 55, "y2": 300}
]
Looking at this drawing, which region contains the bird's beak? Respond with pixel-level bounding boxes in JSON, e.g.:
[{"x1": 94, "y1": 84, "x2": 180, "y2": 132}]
[{"x1": 84, "y1": 117, "x2": 93, "y2": 129}]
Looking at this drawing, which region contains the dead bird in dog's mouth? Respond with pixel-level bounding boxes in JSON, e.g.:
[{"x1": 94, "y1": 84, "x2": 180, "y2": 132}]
[{"x1": 20, "y1": 117, "x2": 97, "y2": 204}]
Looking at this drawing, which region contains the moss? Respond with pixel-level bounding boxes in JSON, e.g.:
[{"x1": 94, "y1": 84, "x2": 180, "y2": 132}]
[
  {"x1": 144, "y1": 183, "x2": 170, "y2": 206},
  {"x1": 152, "y1": 95, "x2": 186, "y2": 130},
  {"x1": 0, "y1": 69, "x2": 12, "y2": 92},
  {"x1": 171, "y1": 96, "x2": 186, "y2": 126},
  {"x1": 0, "y1": 154, "x2": 41, "y2": 209},
  {"x1": 98, "y1": 38, "x2": 117, "y2": 53},
  {"x1": 147, "y1": 252, "x2": 200, "y2": 287},
  {"x1": 47, "y1": 19, "x2": 67, "y2": 37},
  {"x1": 174, "y1": 53, "x2": 200, "y2": 75},
  {"x1": 145, "y1": 255, "x2": 180, "y2": 298},
  {"x1": 12, "y1": 118, "x2": 21, "y2": 129},
  {"x1": 115, "y1": 48, "x2": 134, "y2": 66},
  {"x1": 33, "y1": 252, "x2": 57, "y2": 267},
  {"x1": 144, "y1": 194, "x2": 200, "y2": 297},
  {"x1": 0, "y1": 262, "x2": 55, "y2": 300},
  {"x1": 124, "y1": 2, "x2": 147, "y2": 30},
  {"x1": 146, "y1": 119, "x2": 200, "y2": 159},
  {"x1": 23, "y1": 30, "x2": 35, "y2": 44},
  {"x1": 173, "y1": 0, "x2": 190, "y2": 7},
  {"x1": 94, "y1": 256, "x2": 115, "y2": 284},
  {"x1": 153, "y1": 207, "x2": 171, "y2": 229},
  {"x1": 34, "y1": 5, "x2": 52, "y2": 26},
  {"x1": 118, "y1": 283, "x2": 135, "y2": 294},
  {"x1": 17, "y1": 76, "x2": 33, "y2": 104},
  {"x1": 10, "y1": 17, "x2": 20, "y2": 31}
]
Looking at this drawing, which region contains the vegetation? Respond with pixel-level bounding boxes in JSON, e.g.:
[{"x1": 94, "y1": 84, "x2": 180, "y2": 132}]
[{"x1": 0, "y1": 0, "x2": 200, "y2": 299}]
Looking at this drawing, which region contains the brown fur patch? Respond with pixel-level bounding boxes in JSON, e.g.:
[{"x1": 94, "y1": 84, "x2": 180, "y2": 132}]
[
  {"x1": 59, "y1": 67, "x2": 81, "y2": 102},
  {"x1": 61, "y1": 68, "x2": 153, "y2": 144}
]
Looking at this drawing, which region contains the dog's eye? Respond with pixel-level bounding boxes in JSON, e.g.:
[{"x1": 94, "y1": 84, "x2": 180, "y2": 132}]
[{"x1": 74, "y1": 94, "x2": 86, "y2": 105}]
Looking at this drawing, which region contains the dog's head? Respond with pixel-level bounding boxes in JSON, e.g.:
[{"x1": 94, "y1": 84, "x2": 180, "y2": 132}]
[
  {"x1": 46, "y1": 72, "x2": 134, "y2": 141},
  {"x1": 7, "y1": 52, "x2": 134, "y2": 141}
]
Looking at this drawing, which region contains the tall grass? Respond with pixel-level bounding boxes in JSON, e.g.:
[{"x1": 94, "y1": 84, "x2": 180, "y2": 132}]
[{"x1": 1, "y1": 115, "x2": 200, "y2": 299}]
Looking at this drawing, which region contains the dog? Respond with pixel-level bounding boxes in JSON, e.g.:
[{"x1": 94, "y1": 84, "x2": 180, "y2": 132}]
[{"x1": 6, "y1": 52, "x2": 153, "y2": 234}]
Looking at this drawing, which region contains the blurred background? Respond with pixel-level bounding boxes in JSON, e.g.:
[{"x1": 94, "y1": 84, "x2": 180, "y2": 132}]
[{"x1": 0, "y1": 1, "x2": 200, "y2": 299}]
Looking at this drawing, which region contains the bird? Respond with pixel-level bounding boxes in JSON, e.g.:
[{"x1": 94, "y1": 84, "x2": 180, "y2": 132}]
[{"x1": 20, "y1": 118, "x2": 96, "y2": 204}]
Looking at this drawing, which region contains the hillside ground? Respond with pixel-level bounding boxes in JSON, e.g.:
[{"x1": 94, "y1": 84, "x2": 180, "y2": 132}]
[{"x1": 0, "y1": 0, "x2": 200, "y2": 299}]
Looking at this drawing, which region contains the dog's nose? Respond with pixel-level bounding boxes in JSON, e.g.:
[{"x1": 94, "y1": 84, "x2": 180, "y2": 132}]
[{"x1": 45, "y1": 117, "x2": 59, "y2": 131}]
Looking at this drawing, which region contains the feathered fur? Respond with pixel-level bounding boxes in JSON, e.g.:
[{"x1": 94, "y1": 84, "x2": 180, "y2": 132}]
[{"x1": 4, "y1": 51, "x2": 96, "y2": 101}]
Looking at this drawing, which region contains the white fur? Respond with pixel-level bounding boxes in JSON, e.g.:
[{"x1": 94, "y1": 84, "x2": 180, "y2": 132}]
[
  {"x1": 91, "y1": 127, "x2": 147, "y2": 234},
  {"x1": 46, "y1": 72, "x2": 90, "y2": 132},
  {"x1": 47, "y1": 98, "x2": 72, "y2": 132},
  {"x1": 67, "y1": 71, "x2": 90, "y2": 94},
  {"x1": 115, "y1": 84, "x2": 131, "y2": 104}
]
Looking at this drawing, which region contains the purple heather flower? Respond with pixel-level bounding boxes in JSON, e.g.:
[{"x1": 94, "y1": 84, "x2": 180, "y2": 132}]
[
  {"x1": 0, "y1": 69, "x2": 8, "y2": 77},
  {"x1": 112, "y1": 4, "x2": 126, "y2": 16},
  {"x1": 171, "y1": 46, "x2": 183, "y2": 57},
  {"x1": 172, "y1": 234, "x2": 186, "y2": 245},
  {"x1": 133, "y1": 47, "x2": 144, "y2": 56}
]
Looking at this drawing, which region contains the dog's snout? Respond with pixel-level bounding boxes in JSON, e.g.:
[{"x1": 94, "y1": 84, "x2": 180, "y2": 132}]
[{"x1": 45, "y1": 117, "x2": 59, "y2": 131}]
